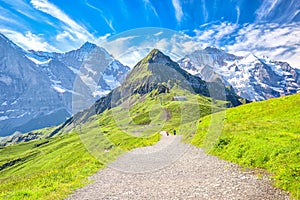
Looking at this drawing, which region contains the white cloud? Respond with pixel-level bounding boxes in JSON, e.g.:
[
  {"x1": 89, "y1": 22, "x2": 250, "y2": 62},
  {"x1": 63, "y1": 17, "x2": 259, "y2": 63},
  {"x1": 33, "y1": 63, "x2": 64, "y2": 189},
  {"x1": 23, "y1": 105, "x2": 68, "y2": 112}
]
[
  {"x1": 85, "y1": 1, "x2": 104, "y2": 14},
  {"x1": 25, "y1": 0, "x2": 117, "y2": 52},
  {"x1": 154, "y1": 31, "x2": 163, "y2": 37},
  {"x1": 1, "y1": 0, "x2": 41, "y2": 21},
  {"x1": 193, "y1": 22, "x2": 300, "y2": 69},
  {"x1": 213, "y1": 22, "x2": 238, "y2": 40},
  {"x1": 0, "y1": 10, "x2": 19, "y2": 25},
  {"x1": 117, "y1": 49, "x2": 150, "y2": 68},
  {"x1": 56, "y1": 31, "x2": 75, "y2": 41},
  {"x1": 235, "y1": 6, "x2": 240, "y2": 24},
  {"x1": 201, "y1": 0, "x2": 208, "y2": 23},
  {"x1": 226, "y1": 23, "x2": 300, "y2": 68},
  {"x1": 30, "y1": 0, "x2": 94, "y2": 42},
  {"x1": 31, "y1": 0, "x2": 79, "y2": 29},
  {"x1": 143, "y1": 0, "x2": 159, "y2": 18},
  {"x1": 101, "y1": 29, "x2": 202, "y2": 67},
  {"x1": 0, "y1": 29, "x2": 59, "y2": 52},
  {"x1": 106, "y1": 19, "x2": 116, "y2": 32},
  {"x1": 85, "y1": 1, "x2": 116, "y2": 32},
  {"x1": 167, "y1": 34, "x2": 202, "y2": 59},
  {"x1": 94, "y1": 33, "x2": 111, "y2": 44},
  {"x1": 193, "y1": 22, "x2": 238, "y2": 47},
  {"x1": 255, "y1": 0, "x2": 280, "y2": 22},
  {"x1": 172, "y1": 0, "x2": 183, "y2": 23},
  {"x1": 101, "y1": 35, "x2": 139, "y2": 65},
  {"x1": 0, "y1": 5, "x2": 38, "y2": 30},
  {"x1": 193, "y1": 29, "x2": 214, "y2": 41},
  {"x1": 254, "y1": 0, "x2": 300, "y2": 23}
]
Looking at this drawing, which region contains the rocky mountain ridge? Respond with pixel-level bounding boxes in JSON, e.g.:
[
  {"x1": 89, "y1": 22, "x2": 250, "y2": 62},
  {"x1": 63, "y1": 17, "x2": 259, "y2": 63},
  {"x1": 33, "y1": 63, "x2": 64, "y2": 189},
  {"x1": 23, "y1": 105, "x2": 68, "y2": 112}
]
[
  {"x1": 1, "y1": 33, "x2": 299, "y2": 137},
  {"x1": 0, "y1": 34, "x2": 129, "y2": 136},
  {"x1": 52, "y1": 49, "x2": 245, "y2": 136},
  {"x1": 178, "y1": 47, "x2": 300, "y2": 101}
]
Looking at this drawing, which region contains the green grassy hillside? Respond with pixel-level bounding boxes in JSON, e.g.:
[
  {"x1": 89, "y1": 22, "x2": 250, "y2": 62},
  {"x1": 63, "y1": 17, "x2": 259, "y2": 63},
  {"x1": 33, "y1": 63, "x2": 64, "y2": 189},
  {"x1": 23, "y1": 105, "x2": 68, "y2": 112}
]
[
  {"x1": 0, "y1": 94, "x2": 163, "y2": 200},
  {"x1": 1, "y1": 91, "x2": 298, "y2": 199},
  {"x1": 0, "y1": 130, "x2": 160, "y2": 200},
  {"x1": 0, "y1": 89, "x2": 221, "y2": 199},
  {"x1": 191, "y1": 93, "x2": 300, "y2": 199}
]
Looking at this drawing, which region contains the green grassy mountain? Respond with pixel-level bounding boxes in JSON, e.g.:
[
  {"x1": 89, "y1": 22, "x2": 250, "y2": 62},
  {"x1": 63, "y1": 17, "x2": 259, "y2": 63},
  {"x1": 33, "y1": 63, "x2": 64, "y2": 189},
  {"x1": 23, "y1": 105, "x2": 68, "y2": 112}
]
[
  {"x1": 0, "y1": 85, "x2": 224, "y2": 199},
  {"x1": 52, "y1": 49, "x2": 245, "y2": 135},
  {"x1": 1, "y1": 92, "x2": 298, "y2": 199},
  {"x1": 0, "y1": 49, "x2": 298, "y2": 199},
  {"x1": 0, "y1": 49, "x2": 231, "y2": 199},
  {"x1": 191, "y1": 93, "x2": 300, "y2": 199}
]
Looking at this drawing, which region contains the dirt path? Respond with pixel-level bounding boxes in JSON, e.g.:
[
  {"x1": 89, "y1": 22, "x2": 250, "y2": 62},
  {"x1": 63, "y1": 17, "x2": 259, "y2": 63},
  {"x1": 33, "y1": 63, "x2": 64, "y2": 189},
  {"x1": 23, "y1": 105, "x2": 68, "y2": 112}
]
[{"x1": 67, "y1": 133, "x2": 289, "y2": 200}]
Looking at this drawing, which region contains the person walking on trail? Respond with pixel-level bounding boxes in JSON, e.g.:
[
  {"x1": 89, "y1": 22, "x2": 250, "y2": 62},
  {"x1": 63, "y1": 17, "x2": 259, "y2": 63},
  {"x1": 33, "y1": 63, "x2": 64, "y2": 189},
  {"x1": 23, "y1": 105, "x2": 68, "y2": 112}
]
[
  {"x1": 173, "y1": 130, "x2": 176, "y2": 135},
  {"x1": 166, "y1": 131, "x2": 169, "y2": 136}
]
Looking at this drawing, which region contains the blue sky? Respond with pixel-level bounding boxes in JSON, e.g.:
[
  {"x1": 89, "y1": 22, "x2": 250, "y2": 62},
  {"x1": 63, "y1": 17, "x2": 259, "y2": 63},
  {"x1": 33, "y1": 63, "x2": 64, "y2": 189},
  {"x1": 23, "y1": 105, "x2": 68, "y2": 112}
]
[{"x1": 0, "y1": 0, "x2": 300, "y2": 67}]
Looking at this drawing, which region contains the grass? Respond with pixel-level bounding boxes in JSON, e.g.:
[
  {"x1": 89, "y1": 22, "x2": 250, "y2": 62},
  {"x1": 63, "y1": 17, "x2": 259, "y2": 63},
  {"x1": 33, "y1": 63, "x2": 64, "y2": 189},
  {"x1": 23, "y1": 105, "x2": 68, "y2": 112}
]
[
  {"x1": 0, "y1": 106, "x2": 161, "y2": 199},
  {"x1": 191, "y1": 93, "x2": 300, "y2": 199},
  {"x1": 1, "y1": 88, "x2": 298, "y2": 199},
  {"x1": 0, "y1": 87, "x2": 219, "y2": 199},
  {"x1": 0, "y1": 132, "x2": 101, "y2": 199},
  {"x1": 0, "y1": 126, "x2": 56, "y2": 146}
]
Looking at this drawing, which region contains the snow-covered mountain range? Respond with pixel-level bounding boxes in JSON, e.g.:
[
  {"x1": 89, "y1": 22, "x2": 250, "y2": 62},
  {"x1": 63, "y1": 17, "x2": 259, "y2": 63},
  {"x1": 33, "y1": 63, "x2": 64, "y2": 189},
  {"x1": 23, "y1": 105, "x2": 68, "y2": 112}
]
[
  {"x1": 178, "y1": 47, "x2": 300, "y2": 101},
  {"x1": 1, "y1": 32, "x2": 300, "y2": 137},
  {"x1": 0, "y1": 34, "x2": 129, "y2": 136}
]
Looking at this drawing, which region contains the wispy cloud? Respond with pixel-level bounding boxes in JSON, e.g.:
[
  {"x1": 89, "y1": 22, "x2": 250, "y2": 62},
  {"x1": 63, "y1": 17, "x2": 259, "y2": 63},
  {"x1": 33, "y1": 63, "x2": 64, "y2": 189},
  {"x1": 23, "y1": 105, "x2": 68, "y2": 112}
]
[
  {"x1": 193, "y1": 22, "x2": 300, "y2": 68},
  {"x1": 1, "y1": 0, "x2": 40, "y2": 21},
  {"x1": 154, "y1": 31, "x2": 163, "y2": 37},
  {"x1": 255, "y1": 0, "x2": 280, "y2": 22},
  {"x1": 105, "y1": 19, "x2": 116, "y2": 32},
  {"x1": 118, "y1": 0, "x2": 129, "y2": 19},
  {"x1": 0, "y1": 7, "x2": 21, "y2": 26},
  {"x1": 101, "y1": 35, "x2": 139, "y2": 63},
  {"x1": 0, "y1": 2, "x2": 46, "y2": 30},
  {"x1": 143, "y1": 0, "x2": 159, "y2": 18},
  {"x1": 201, "y1": 0, "x2": 208, "y2": 23},
  {"x1": 101, "y1": 29, "x2": 201, "y2": 67},
  {"x1": 95, "y1": 33, "x2": 111, "y2": 44},
  {"x1": 85, "y1": 1, "x2": 116, "y2": 32},
  {"x1": 193, "y1": 29, "x2": 214, "y2": 42},
  {"x1": 171, "y1": 0, "x2": 183, "y2": 24},
  {"x1": 30, "y1": 0, "x2": 93, "y2": 42},
  {"x1": 255, "y1": 0, "x2": 300, "y2": 23},
  {"x1": 235, "y1": 6, "x2": 240, "y2": 24},
  {"x1": 194, "y1": 22, "x2": 238, "y2": 47},
  {"x1": 227, "y1": 23, "x2": 300, "y2": 68},
  {"x1": 214, "y1": 23, "x2": 238, "y2": 40},
  {"x1": 56, "y1": 31, "x2": 75, "y2": 41},
  {"x1": 0, "y1": 29, "x2": 59, "y2": 52}
]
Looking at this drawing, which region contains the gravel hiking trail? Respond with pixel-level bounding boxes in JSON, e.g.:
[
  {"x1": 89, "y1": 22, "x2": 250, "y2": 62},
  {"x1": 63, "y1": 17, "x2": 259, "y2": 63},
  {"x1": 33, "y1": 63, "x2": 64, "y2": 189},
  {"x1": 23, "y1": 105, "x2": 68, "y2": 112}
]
[{"x1": 68, "y1": 132, "x2": 290, "y2": 200}]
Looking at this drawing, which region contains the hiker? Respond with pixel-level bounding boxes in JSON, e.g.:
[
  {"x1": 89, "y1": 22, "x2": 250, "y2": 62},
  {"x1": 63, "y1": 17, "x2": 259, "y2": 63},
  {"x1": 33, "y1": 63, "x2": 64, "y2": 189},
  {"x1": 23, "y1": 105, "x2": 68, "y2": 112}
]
[
  {"x1": 173, "y1": 129, "x2": 176, "y2": 135},
  {"x1": 166, "y1": 131, "x2": 169, "y2": 136}
]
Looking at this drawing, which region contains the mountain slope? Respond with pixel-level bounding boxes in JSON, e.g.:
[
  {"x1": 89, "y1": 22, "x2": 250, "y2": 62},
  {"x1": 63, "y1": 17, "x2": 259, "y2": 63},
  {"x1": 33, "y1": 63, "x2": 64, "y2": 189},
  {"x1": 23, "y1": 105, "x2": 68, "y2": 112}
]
[
  {"x1": 0, "y1": 48, "x2": 230, "y2": 197},
  {"x1": 0, "y1": 34, "x2": 129, "y2": 136},
  {"x1": 0, "y1": 125, "x2": 160, "y2": 199},
  {"x1": 53, "y1": 49, "x2": 245, "y2": 135},
  {"x1": 178, "y1": 47, "x2": 300, "y2": 101},
  {"x1": 192, "y1": 93, "x2": 300, "y2": 198},
  {"x1": 122, "y1": 49, "x2": 209, "y2": 96},
  {"x1": 0, "y1": 80, "x2": 298, "y2": 199},
  {"x1": 0, "y1": 33, "x2": 69, "y2": 136},
  {"x1": 27, "y1": 41, "x2": 130, "y2": 113}
]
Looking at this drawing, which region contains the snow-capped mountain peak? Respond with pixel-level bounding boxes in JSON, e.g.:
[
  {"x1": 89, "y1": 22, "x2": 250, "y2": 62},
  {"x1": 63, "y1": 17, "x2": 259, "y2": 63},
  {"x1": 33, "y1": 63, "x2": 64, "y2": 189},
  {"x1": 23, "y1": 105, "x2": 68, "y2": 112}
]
[
  {"x1": 0, "y1": 36, "x2": 130, "y2": 136},
  {"x1": 178, "y1": 48, "x2": 300, "y2": 101},
  {"x1": 242, "y1": 54, "x2": 259, "y2": 64},
  {"x1": 80, "y1": 41, "x2": 97, "y2": 50}
]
